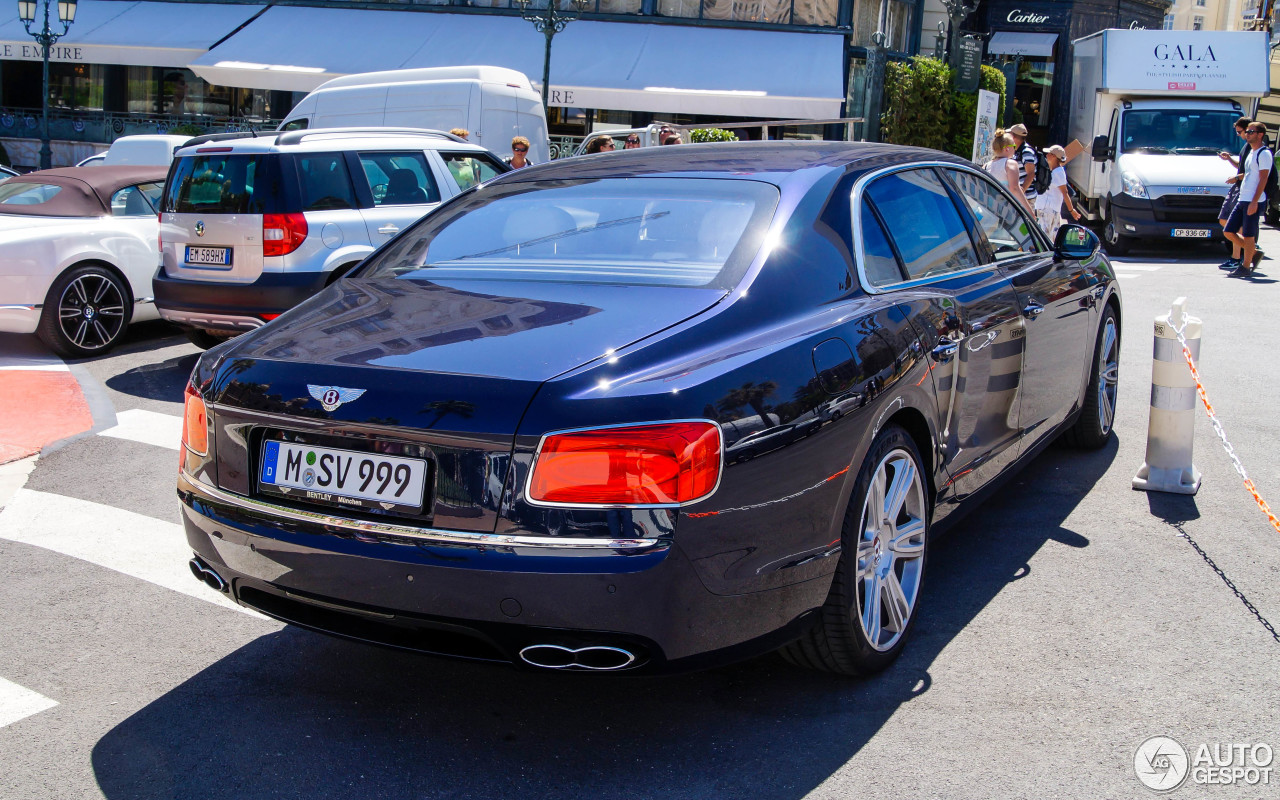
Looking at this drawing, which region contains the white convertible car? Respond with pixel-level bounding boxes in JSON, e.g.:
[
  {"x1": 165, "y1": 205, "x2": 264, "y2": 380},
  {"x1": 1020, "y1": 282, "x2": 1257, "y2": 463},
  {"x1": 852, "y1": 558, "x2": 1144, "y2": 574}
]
[{"x1": 0, "y1": 165, "x2": 169, "y2": 357}]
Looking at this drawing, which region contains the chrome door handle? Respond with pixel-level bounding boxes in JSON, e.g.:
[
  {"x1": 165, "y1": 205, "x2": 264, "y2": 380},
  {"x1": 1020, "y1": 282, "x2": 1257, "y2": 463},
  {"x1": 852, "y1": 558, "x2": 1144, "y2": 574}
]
[
  {"x1": 1023, "y1": 302, "x2": 1044, "y2": 319},
  {"x1": 377, "y1": 224, "x2": 400, "y2": 235},
  {"x1": 931, "y1": 340, "x2": 960, "y2": 363}
]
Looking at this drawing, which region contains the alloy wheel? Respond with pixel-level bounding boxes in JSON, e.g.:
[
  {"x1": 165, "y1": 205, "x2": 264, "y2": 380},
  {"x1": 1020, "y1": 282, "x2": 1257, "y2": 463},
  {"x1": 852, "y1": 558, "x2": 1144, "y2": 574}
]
[
  {"x1": 57, "y1": 272, "x2": 126, "y2": 352},
  {"x1": 1096, "y1": 315, "x2": 1119, "y2": 435},
  {"x1": 854, "y1": 447, "x2": 927, "y2": 652}
]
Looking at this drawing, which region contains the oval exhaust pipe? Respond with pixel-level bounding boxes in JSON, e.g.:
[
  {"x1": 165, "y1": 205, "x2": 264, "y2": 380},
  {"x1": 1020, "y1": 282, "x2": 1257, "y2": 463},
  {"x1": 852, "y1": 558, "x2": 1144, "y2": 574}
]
[
  {"x1": 188, "y1": 557, "x2": 229, "y2": 593},
  {"x1": 519, "y1": 644, "x2": 637, "y2": 671}
]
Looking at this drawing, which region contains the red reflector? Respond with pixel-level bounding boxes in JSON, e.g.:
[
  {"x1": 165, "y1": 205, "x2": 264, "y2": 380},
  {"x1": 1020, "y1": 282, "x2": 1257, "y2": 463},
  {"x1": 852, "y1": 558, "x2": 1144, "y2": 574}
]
[
  {"x1": 263, "y1": 212, "x2": 308, "y2": 257},
  {"x1": 529, "y1": 422, "x2": 721, "y2": 506},
  {"x1": 196, "y1": 147, "x2": 234, "y2": 153},
  {"x1": 181, "y1": 385, "x2": 208, "y2": 459},
  {"x1": 259, "y1": 313, "x2": 280, "y2": 321}
]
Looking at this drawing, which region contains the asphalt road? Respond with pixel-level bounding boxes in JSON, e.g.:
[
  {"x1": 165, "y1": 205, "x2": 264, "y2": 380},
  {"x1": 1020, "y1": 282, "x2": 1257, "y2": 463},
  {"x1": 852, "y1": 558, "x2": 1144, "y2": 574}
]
[{"x1": 1, "y1": 234, "x2": 1277, "y2": 799}]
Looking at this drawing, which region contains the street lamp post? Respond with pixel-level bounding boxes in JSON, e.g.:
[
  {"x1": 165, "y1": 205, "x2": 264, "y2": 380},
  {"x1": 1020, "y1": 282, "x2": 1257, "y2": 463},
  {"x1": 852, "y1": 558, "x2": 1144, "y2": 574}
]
[
  {"x1": 18, "y1": 0, "x2": 76, "y2": 171},
  {"x1": 513, "y1": 0, "x2": 589, "y2": 114}
]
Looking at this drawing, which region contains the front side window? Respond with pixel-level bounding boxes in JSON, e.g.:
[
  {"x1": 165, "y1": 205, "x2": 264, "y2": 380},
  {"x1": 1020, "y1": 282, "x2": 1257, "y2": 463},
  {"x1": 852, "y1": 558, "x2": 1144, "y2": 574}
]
[
  {"x1": 945, "y1": 169, "x2": 1041, "y2": 260},
  {"x1": 357, "y1": 151, "x2": 440, "y2": 206},
  {"x1": 362, "y1": 177, "x2": 779, "y2": 289},
  {"x1": 440, "y1": 152, "x2": 506, "y2": 192},
  {"x1": 110, "y1": 182, "x2": 162, "y2": 217},
  {"x1": 298, "y1": 153, "x2": 357, "y2": 211},
  {"x1": 864, "y1": 169, "x2": 978, "y2": 281},
  {"x1": 163, "y1": 154, "x2": 278, "y2": 214}
]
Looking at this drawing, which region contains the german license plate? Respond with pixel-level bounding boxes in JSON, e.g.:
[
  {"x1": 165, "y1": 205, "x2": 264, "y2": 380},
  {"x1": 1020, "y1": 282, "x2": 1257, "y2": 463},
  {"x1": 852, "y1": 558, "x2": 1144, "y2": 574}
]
[
  {"x1": 259, "y1": 440, "x2": 427, "y2": 514},
  {"x1": 1171, "y1": 229, "x2": 1211, "y2": 238},
  {"x1": 185, "y1": 246, "x2": 231, "y2": 266}
]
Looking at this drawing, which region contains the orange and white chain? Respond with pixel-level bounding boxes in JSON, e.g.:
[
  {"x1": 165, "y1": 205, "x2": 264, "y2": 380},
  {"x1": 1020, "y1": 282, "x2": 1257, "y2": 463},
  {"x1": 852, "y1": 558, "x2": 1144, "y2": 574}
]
[{"x1": 1172, "y1": 313, "x2": 1280, "y2": 535}]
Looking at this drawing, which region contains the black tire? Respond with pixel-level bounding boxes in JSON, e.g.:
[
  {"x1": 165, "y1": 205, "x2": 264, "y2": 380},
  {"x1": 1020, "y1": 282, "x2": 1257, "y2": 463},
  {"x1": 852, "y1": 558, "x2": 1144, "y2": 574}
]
[
  {"x1": 184, "y1": 328, "x2": 234, "y2": 350},
  {"x1": 36, "y1": 264, "x2": 131, "y2": 358},
  {"x1": 781, "y1": 425, "x2": 928, "y2": 676},
  {"x1": 1061, "y1": 305, "x2": 1119, "y2": 449},
  {"x1": 1102, "y1": 218, "x2": 1132, "y2": 256}
]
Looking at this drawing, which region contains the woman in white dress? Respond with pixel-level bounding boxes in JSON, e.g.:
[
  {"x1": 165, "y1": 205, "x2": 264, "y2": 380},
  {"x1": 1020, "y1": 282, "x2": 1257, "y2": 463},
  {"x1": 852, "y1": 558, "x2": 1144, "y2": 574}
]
[{"x1": 986, "y1": 129, "x2": 1034, "y2": 215}]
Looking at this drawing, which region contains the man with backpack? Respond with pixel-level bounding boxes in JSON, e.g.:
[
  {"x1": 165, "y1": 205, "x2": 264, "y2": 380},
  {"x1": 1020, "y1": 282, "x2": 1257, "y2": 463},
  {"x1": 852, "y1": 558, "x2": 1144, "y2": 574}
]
[
  {"x1": 1217, "y1": 117, "x2": 1260, "y2": 271},
  {"x1": 1222, "y1": 121, "x2": 1273, "y2": 277},
  {"x1": 1010, "y1": 124, "x2": 1039, "y2": 208}
]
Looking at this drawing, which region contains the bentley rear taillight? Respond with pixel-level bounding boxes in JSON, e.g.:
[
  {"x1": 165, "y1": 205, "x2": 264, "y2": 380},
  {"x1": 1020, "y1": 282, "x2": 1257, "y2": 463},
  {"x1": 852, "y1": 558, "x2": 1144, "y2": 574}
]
[
  {"x1": 181, "y1": 385, "x2": 208, "y2": 457},
  {"x1": 528, "y1": 422, "x2": 721, "y2": 506}
]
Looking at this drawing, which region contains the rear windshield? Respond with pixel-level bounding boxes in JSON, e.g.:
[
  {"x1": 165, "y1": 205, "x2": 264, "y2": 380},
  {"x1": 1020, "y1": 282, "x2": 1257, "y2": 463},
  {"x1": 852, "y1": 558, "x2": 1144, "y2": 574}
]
[
  {"x1": 360, "y1": 177, "x2": 779, "y2": 289},
  {"x1": 162, "y1": 153, "x2": 282, "y2": 214}
]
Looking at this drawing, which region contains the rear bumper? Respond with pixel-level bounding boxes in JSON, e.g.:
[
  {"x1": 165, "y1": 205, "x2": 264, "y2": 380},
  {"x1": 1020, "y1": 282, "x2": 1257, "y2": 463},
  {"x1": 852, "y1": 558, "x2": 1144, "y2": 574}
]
[
  {"x1": 177, "y1": 473, "x2": 827, "y2": 673},
  {"x1": 153, "y1": 269, "x2": 331, "y2": 332}
]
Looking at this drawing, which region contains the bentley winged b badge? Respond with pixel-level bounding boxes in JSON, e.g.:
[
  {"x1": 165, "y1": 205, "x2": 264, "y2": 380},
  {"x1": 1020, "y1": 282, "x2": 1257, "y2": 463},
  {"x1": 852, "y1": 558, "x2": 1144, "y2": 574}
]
[{"x1": 307, "y1": 385, "x2": 367, "y2": 412}]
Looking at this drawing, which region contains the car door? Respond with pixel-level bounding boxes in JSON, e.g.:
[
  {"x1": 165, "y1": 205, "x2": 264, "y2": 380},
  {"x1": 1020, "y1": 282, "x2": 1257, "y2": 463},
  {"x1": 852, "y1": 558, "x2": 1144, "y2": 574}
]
[
  {"x1": 351, "y1": 150, "x2": 442, "y2": 244},
  {"x1": 107, "y1": 181, "x2": 165, "y2": 300},
  {"x1": 942, "y1": 166, "x2": 1098, "y2": 453},
  {"x1": 858, "y1": 166, "x2": 1027, "y2": 505}
]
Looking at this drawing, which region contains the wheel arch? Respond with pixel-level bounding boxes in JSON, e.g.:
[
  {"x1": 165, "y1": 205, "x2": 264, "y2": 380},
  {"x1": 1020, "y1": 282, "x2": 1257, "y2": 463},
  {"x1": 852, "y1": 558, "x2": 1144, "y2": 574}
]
[
  {"x1": 50, "y1": 258, "x2": 136, "y2": 316},
  {"x1": 880, "y1": 405, "x2": 937, "y2": 505}
]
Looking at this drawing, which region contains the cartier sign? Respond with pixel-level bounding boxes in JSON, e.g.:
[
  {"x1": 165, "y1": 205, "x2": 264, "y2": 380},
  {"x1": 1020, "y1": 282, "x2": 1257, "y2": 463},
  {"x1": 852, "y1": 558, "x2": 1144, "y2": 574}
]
[{"x1": 1006, "y1": 9, "x2": 1051, "y2": 23}]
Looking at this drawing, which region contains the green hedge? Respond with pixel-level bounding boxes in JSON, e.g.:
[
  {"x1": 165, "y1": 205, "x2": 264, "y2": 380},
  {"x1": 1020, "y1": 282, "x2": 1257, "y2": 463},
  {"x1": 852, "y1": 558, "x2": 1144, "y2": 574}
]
[
  {"x1": 689, "y1": 128, "x2": 739, "y2": 143},
  {"x1": 881, "y1": 57, "x2": 1006, "y2": 159}
]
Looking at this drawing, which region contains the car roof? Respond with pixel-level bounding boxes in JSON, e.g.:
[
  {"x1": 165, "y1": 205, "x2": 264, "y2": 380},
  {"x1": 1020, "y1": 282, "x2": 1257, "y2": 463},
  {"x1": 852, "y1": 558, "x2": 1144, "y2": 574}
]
[
  {"x1": 502, "y1": 140, "x2": 969, "y2": 187},
  {"x1": 175, "y1": 128, "x2": 492, "y2": 157},
  {"x1": 0, "y1": 165, "x2": 169, "y2": 217}
]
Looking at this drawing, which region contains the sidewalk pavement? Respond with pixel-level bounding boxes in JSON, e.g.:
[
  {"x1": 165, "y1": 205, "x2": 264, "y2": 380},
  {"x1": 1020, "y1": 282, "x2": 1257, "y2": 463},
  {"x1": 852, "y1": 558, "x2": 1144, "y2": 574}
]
[{"x1": 0, "y1": 335, "x2": 93, "y2": 464}]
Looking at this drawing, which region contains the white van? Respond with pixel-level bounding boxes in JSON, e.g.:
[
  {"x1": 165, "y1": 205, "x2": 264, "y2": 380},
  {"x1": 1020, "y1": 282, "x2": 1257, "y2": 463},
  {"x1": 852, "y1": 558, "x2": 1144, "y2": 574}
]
[
  {"x1": 278, "y1": 66, "x2": 550, "y2": 164},
  {"x1": 78, "y1": 134, "x2": 192, "y2": 167}
]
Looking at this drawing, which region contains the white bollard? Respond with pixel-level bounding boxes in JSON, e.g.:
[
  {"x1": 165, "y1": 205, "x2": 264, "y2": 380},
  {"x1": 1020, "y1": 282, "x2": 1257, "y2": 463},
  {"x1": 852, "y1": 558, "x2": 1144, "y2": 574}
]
[{"x1": 1133, "y1": 297, "x2": 1202, "y2": 495}]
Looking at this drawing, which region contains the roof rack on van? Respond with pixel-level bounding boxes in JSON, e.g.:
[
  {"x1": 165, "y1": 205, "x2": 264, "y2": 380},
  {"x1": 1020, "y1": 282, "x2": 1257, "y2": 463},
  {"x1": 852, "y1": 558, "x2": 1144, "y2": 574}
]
[
  {"x1": 275, "y1": 127, "x2": 468, "y2": 147},
  {"x1": 181, "y1": 131, "x2": 267, "y2": 147}
]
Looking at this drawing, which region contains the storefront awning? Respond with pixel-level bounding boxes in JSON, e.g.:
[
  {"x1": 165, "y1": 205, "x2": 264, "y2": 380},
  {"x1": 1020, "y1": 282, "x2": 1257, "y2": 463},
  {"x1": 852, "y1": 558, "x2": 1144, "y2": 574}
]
[
  {"x1": 0, "y1": 0, "x2": 264, "y2": 68},
  {"x1": 987, "y1": 31, "x2": 1058, "y2": 58},
  {"x1": 189, "y1": 6, "x2": 845, "y2": 118}
]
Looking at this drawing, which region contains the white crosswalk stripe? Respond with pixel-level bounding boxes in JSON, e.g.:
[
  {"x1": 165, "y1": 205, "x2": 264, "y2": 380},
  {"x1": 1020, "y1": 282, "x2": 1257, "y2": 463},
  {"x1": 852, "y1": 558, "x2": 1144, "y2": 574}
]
[
  {"x1": 99, "y1": 408, "x2": 183, "y2": 451},
  {"x1": 0, "y1": 488, "x2": 265, "y2": 619},
  {"x1": 0, "y1": 676, "x2": 57, "y2": 729}
]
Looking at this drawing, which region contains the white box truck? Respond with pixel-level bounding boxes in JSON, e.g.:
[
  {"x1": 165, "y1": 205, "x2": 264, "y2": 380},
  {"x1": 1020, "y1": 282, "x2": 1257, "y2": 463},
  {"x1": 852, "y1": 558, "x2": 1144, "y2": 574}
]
[
  {"x1": 278, "y1": 66, "x2": 550, "y2": 164},
  {"x1": 1067, "y1": 29, "x2": 1270, "y2": 255}
]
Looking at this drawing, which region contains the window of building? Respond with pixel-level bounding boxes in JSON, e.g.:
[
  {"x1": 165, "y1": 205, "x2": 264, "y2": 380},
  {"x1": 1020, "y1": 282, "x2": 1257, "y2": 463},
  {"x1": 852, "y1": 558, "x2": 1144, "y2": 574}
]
[
  {"x1": 1193, "y1": 15, "x2": 1204, "y2": 28},
  {"x1": 1195, "y1": 0, "x2": 1206, "y2": 6},
  {"x1": 48, "y1": 64, "x2": 105, "y2": 111},
  {"x1": 1163, "y1": 13, "x2": 1175, "y2": 28}
]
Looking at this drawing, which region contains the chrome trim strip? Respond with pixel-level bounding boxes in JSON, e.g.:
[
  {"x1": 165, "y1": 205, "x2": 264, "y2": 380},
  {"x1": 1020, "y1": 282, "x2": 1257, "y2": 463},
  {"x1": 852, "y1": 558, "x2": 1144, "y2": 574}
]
[
  {"x1": 183, "y1": 479, "x2": 666, "y2": 551},
  {"x1": 851, "y1": 161, "x2": 1052, "y2": 296},
  {"x1": 522, "y1": 419, "x2": 726, "y2": 510},
  {"x1": 159, "y1": 308, "x2": 263, "y2": 330},
  {"x1": 135, "y1": 296, "x2": 155, "y2": 305},
  {"x1": 0, "y1": 304, "x2": 39, "y2": 311}
]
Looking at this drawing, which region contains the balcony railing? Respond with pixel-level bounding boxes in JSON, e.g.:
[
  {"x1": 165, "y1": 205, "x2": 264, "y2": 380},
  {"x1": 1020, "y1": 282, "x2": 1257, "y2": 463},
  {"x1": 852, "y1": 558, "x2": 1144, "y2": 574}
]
[{"x1": 0, "y1": 107, "x2": 281, "y2": 147}]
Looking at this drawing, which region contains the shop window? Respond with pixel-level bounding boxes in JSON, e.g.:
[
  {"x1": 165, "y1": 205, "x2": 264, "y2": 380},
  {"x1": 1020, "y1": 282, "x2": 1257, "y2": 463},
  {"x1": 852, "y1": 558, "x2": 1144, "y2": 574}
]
[
  {"x1": 126, "y1": 66, "x2": 157, "y2": 114},
  {"x1": 883, "y1": 0, "x2": 912, "y2": 51},
  {"x1": 596, "y1": 0, "x2": 642, "y2": 12},
  {"x1": 48, "y1": 63, "x2": 104, "y2": 111},
  {"x1": 793, "y1": 0, "x2": 837, "y2": 25},
  {"x1": 658, "y1": 0, "x2": 700, "y2": 17}
]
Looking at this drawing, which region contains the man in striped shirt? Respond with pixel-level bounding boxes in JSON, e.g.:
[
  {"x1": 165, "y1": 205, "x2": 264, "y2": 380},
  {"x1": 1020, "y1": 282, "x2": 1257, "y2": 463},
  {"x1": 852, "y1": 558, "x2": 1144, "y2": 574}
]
[{"x1": 1010, "y1": 123, "x2": 1038, "y2": 208}]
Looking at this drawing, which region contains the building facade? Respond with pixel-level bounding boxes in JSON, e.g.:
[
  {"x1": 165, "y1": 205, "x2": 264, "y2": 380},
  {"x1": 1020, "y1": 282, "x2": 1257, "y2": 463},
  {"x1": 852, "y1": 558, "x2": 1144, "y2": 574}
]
[{"x1": 0, "y1": 0, "x2": 930, "y2": 167}]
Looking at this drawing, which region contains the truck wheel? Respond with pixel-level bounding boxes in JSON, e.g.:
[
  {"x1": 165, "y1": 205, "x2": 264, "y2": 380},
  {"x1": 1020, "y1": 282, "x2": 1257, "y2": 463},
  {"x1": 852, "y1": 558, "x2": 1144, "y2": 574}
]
[{"x1": 1103, "y1": 219, "x2": 1132, "y2": 256}]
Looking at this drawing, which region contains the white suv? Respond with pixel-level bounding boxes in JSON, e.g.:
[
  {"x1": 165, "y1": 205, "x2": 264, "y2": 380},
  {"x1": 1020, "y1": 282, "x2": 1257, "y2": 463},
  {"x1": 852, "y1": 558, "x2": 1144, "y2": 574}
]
[{"x1": 154, "y1": 128, "x2": 508, "y2": 346}]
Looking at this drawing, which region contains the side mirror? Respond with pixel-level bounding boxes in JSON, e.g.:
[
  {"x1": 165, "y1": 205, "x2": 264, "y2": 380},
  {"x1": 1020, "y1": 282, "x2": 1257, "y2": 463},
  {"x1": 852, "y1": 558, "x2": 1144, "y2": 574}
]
[
  {"x1": 1091, "y1": 135, "x2": 1110, "y2": 162},
  {"x1": 1054, "y1": 224, "x2": 1100, "y2": 260}
]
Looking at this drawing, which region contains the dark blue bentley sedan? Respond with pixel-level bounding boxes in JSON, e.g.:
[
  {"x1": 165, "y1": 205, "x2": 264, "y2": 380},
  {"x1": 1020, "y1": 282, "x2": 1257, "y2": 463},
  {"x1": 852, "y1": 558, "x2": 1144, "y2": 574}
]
[{"x1": 178, "y1": 142, "x2": 1120, "y2": 675}]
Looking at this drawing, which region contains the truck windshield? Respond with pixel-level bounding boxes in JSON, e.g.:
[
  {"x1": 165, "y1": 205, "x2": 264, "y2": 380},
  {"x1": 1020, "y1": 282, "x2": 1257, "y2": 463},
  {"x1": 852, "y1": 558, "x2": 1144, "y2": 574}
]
[{"x1": 1121, "y1": 110, "x2": 1240, "y2": 155}]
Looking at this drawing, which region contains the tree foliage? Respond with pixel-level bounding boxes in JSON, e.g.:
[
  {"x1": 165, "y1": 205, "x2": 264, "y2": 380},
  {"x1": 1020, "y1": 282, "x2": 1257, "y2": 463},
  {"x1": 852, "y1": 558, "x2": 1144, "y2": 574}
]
[
  {"x1": 880, "y1": 57, "x2": 1006, "y2": 159},
  {"x1": 689, "y1": 128, "x2": 739, "y2": 143}
]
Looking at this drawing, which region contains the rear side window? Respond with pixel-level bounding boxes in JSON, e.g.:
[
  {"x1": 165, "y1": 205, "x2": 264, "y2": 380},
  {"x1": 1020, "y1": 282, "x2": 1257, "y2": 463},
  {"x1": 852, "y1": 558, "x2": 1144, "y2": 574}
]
[
  {"x1": 356, "y1": 151, "x2": 440, "y2": 206},
  {"x1": 111, "y1": 183, "x2": 162, "y2": 217},
  {"x1": 440, "y1": 152, "x2": 506, "y2": 192},
  {"x1": 0, "y1": 182, "x2": 61, "y2": 206},
  {"x1": 163, "y1": 154, "x2": 280, "y2": 214},
  {"x1": 858, "y1": 203, "x2": 904, "y2": 287},
  {"x1": 865, "y1": 169, "x2": 978, "y2": 281},
  {"x1": 298, "y1": 153, "x2": 357, "y2": 211}
]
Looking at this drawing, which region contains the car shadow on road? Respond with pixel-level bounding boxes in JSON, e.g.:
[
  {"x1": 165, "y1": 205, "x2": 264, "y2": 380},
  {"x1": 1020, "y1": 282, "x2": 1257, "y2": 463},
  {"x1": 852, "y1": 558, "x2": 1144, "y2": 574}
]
[
  {"x1": 104, "y1": 351, "x2": 199, "y2": 403},
  {"x1": 89, "y1": 438, "x2": 1116, "y2": 800}
]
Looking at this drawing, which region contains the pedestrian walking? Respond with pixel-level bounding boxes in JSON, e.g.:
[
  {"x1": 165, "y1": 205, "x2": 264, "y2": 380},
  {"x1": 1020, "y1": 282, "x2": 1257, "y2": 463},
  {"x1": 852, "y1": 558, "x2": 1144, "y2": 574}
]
[
  {"x1": 986, "y1": 129, "x2": 1034, "y2": 215},
  {"x1": 1224, "y1": 121, "x2": 1272, "y2": 277},
  {"x1": 1009, "y1": 123, "x2": 1038, "y2": 209},
  {"x1": 1034, "y1": 144, "x2": 1081, "y2": 239},
  {"x1": 506, "y1": 136, "x2": 532, "y2": 169},
  {"x1": 1217, "y1": 116, "x2": 1260, "y2": 271}
]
